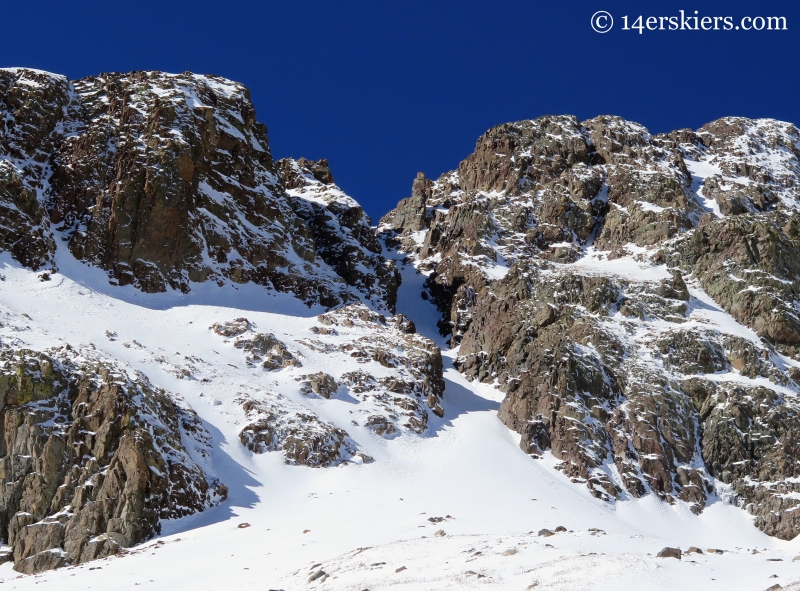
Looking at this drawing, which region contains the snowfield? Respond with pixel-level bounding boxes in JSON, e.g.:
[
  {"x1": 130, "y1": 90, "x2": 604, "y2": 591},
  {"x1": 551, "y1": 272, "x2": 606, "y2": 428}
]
[{"x1": 0, "y1": 245, "x2": 798, "y2": 591}]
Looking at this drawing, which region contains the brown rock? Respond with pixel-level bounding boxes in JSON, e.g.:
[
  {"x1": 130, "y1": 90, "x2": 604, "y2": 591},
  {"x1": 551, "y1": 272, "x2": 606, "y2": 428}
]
[
  {"x1": 0, "y1": 345, "x2": 223, "y2": 573},
  {"x1": 656, "y1": 547, "x2": 681, "y2": 559},
  {"x1": 12, "y1": 549, "x2": 70, "y2": 575},
  {"x1": 538, "y1": 529, "x2": 555, "y2": 537},
  {"x1": 686, "y1": 546, "x2": 704, "y2": 554}
]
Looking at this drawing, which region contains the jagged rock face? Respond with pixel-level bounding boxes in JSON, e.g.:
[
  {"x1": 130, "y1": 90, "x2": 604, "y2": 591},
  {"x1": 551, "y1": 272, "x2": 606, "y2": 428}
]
[
  {"x1": 0, "y1": 344, "x2": 223, "y2": 573},
  {"x1": 277, "y1": 157, "x2": 399, "y2": 311},
  {"x1": 454, "y1": 267, "x2": 714, "y2": 510},
  {"x1": 672, "y1": 212, "x2": 800, "y2": 352},
  {"x1": 380, "y1": 115, "x2": 800, "y2": 343},
  {"x1": 381, "y1": 114, "x2": 800, "y2": 539},
  {"x1": 0, "y1": 69, "x2": 63, "y2": 270},
  {"x1": 0, "y1": 68, "x2": 397, "y2": 312}
]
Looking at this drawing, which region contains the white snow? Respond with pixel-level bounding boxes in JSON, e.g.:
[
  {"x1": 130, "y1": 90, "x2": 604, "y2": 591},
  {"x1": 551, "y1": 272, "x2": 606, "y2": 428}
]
[
  {"x1": 685, "y1": 158, "x2": 724, "y2": 218},
  {"x1": 555, "y1": 247, "x2": 672, "y2": 283},
  {"x1": 0, "y1": 240, "x2": 795, "y2": 590}
]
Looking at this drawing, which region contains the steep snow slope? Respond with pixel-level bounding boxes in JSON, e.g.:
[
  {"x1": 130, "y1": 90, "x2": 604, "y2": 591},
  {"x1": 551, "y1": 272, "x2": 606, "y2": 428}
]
[{"x1": 0, "y1": 248, "x2": 797, "y2": 590}]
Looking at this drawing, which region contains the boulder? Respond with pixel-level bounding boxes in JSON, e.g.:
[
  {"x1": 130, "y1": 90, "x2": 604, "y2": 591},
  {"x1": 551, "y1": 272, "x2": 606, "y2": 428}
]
[{"x1": 656, "y1": 547, "x2": 681, "y2": 559}]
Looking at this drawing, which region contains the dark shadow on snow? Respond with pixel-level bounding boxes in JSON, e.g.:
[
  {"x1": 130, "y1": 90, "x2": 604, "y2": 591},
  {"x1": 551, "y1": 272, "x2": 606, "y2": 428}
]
[
  {"x1": 422, "y1": 360, "x2": 502, "y2": 439},
  {"x1": 159, "y1": 418, "x2": 261, "y2": 537}
]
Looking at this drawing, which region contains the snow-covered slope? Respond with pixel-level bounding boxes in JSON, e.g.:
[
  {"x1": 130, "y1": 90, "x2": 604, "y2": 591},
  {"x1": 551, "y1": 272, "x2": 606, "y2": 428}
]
[{"x1": 0, "y1": 250, "x2": 797, "y2": 589}]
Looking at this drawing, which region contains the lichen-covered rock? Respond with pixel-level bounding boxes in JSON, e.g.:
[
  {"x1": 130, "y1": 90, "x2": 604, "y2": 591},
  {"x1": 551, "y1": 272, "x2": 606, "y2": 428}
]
[{"x1": 0, "y1": 344, "x2": 223, "y2": 573}]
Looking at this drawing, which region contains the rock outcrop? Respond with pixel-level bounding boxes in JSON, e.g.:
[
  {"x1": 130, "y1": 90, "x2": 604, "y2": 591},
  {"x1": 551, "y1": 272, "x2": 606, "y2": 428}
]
[
  {"x1": 313, "y1": 303, "x2": 445, "y2": 430},
  {"x1": 380, "y1": 114, "x2": 800, "y2": 538},
  {"x1": 0, "y1": 68, "x2": 397, "y2": 311},
  {"x1": 0, "y1": 343, "x2": 224, "y2": 573},
  {"x1": 277, "y1": 157, "x2": 400, "y2": 311},
  {"x1": 237, "y1": 393, "x2": 363, "y2": 467},
  {"x1": 208, "y1": 305, "x2": 445, "y2": 465}
]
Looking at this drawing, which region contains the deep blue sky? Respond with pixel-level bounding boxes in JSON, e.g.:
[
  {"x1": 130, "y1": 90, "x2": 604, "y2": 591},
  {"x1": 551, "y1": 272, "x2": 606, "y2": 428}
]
[{"x1": 2, "y1": 0, "x2": 798, "y2": 220}]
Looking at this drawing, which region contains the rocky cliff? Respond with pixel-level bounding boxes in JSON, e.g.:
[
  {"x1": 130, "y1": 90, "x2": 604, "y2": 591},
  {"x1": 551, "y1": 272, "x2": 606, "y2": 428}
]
[
  {"x1": 0, "y1": 343, "x2": 224, "y2": 574},
  {"x1": 6, "y1": 63, "x2": 800, "y2": 557},
  {"x1": 380, "y1": 115, "x2": 800, "y2": 539},
  {"x1": 0, "y1": 68, "x2": 398, "y2": 311}
]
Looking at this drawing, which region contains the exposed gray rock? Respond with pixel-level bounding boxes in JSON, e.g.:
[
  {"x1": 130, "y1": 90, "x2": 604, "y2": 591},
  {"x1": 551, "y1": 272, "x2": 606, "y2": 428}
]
[{"x1": 0, "y1": 344, "x2": 224, "y2": 573}]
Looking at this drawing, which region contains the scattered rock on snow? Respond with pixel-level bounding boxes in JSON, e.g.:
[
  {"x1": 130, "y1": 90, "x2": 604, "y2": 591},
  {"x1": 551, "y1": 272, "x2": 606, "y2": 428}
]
[
  {"x1": 210, "y1": 318, "x2": 251, "y2": 337},
  {"x1": 237, "y1": 395, "x2": 358, "y2": 467},
  {"x1": 686, "y1": 547, "x2": 704, "y2": 554},
  {"x1": 298, "y1": 372, "x2": 338, "y2": 398}
]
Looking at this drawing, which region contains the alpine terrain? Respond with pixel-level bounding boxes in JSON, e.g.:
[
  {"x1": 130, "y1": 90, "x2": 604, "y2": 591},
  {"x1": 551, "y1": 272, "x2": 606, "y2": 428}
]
[{"x1": 0, "y1": 66, "x2": 799, "y2": 590}]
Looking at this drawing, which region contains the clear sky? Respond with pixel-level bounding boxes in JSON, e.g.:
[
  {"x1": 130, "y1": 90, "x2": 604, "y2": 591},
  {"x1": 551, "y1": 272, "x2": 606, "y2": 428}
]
[{"x1": 1, "y1": 0, "x2": 798, "y2": 220}]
